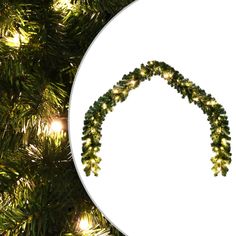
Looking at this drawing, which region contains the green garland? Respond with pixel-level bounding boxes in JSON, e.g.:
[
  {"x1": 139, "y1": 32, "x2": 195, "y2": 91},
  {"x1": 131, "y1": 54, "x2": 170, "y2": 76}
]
[{"x1": 81, "y1": 61, "x2": 231, "y2": 177}]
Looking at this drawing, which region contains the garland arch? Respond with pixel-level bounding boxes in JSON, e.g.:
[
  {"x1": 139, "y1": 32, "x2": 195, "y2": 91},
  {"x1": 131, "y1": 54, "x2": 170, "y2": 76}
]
[{"x1": 81, "y1": 61, "x2": 231, "y2": 177}]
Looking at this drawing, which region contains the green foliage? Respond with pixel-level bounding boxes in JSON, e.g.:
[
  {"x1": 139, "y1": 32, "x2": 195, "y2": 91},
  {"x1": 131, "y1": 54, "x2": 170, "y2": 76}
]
[
  {"x1": 0, "y1": 0, "x2": 133, "y2": 235},
  {"x1": 82, "y1": 61, "x2": 231, "y2": 177}
]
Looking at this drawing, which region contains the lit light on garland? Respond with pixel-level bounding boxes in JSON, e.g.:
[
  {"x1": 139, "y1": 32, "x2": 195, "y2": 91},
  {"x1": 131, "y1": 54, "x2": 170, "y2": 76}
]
[
  {"x1": 6, "y1": 33, "x2": 21, "y2": 48},
  {"x1": 75, "y1": 212, "x2": 93, "y2": 234},
  {"x1": 79, "y1": 217, "x2": 91, "y2": 231},
  {"x1": 81, "y1": 61, "x2": 231, "y2": 177},
  {"x1": 50, "y1": 119, "x2": 64, "y2": 133},
  {"x1": 35, "y1": 118, "x2": 67, "y2": 148},
  {"x1": 53, "y1": 0, "x2": 74, "y2": 11},
  {"x1": 5, "y1": 31, "x2": 29, "y2": 48},
  {"x1": 37, "y1": 118, "x2": 66, "y2": 136}
]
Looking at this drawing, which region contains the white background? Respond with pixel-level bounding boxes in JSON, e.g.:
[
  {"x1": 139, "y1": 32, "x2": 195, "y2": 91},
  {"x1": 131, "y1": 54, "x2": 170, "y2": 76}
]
[{"x1": 69, "y1": 0, "x2": 236, "y2": 235}]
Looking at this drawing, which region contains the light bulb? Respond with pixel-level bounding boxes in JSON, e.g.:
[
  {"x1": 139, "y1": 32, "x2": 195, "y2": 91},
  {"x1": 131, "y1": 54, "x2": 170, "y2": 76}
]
[
  {"x1": 216, "y1": 128, "x2": 222, "y2": 134},
  {"x1": 207, "y1": 100, "x2": 217, "y2": 106},
  {"x1": 112, "y1": 88, "x2": 119, "y2": 94},
  {"x1": 6, "y1": 33, "x2": 20, "y2": 48},
  {"x1": 185, "y1": 81, "x2": 192, "y2": 87},
  {"x1": 221, "y1": 138, "x2": 227, "y2": 146},
  {"x1": 50, "y1": 120, "x2": 63, "y2": 133},
  {"x1": 193, "y1": 97, "x2": 199, "y2": 102},
  {"x1": 53, "y1": 0, "x2": 73, "y2": 11},
  {"x1": 140, "y1": 69, "x2": 146, "y2": 76},
  {"x1": 115, "y1": 96, "x2": 120, "y2": 102},
  {"x1": 79, "y1": 217, "x2": 91, "y2": 231},
  {"x1": 85, "y1": 138, "x2": 91, "y2": 146},
  {"x1": 129, "y1": 80, "x2": 136, "y2": 87},
  {"x1": 5, "y1": 31, "x2": 29, "y2": 48},
  {"x1": 91, "y1": 128, "x2": 96, "y2": 134},
  {"x1": 123, "y1": 90, "x2": 128, "y2": 95},
  {"x1": 102, "y1": 103, "x2": 107, "y2": 109},
  {"x1": 163, "y1": 71, "x2": 173, "y2": 80}
]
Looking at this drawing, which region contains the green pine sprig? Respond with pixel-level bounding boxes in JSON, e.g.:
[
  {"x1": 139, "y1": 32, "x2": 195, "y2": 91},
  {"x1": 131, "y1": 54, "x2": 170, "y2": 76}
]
[{"x1": 82, "y1": 61, "x2": 231, "y2": 177}]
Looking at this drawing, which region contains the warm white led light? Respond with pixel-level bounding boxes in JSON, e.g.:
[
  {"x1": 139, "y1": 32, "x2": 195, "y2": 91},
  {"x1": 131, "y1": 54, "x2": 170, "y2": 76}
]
[
  {"x1": 50, "y1": 120, "x2": 63, "y2": 133},
  {"x1": 53, "y1": 0, "x2": 73, "y2": 11},
  {"x1": 6, "y1": 33, "x2": 20, "y2": 48},
  {"x1": 163, "y1": 71, "x2": 173, "y2": 80},
  {"x1": 5, "y1": 31, "x2": 29, "y2": 48},
  {"x1": 140, "y1": 69, "x2": 146, "y2": 76},
  {"x1": 102, "y1": 103, "x2": 107, "y2": 109},
  {"x1": 79, "y1": 217, "x2": 91, "y2": 231}
]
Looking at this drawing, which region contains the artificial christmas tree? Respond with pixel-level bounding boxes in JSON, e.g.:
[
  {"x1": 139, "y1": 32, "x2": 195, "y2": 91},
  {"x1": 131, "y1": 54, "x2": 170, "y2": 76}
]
[{"x1": 0, "y1": 0, "x2": 133, "y2": 235}]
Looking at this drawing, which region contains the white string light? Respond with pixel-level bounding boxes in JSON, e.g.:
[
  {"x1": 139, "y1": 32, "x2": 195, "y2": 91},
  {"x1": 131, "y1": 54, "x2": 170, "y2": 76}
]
[
  {"x1": 50, "y1": 120, "x2": 63, "y2": 133},
  {"x1": 5, "y1": 31, "x2": 29, "y2": 48},
  {"x1": 75, "y1": 213, "x2": 93, "y2": 233},
  {"x1": 53, "y1": 0, "x2": 73, "y2": 11}
]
